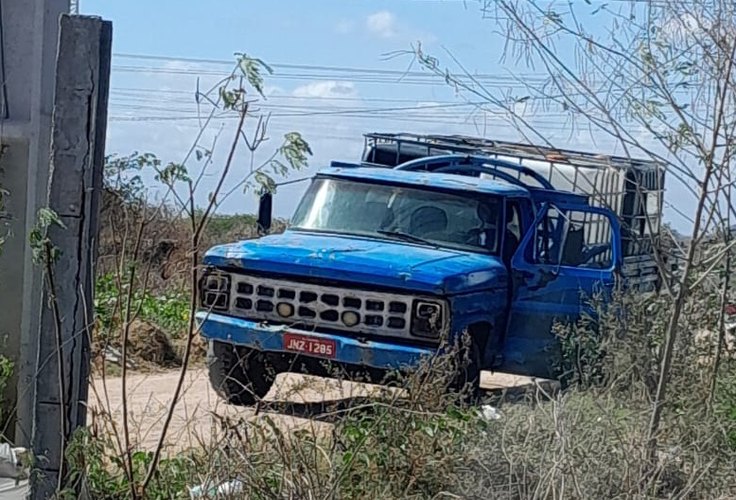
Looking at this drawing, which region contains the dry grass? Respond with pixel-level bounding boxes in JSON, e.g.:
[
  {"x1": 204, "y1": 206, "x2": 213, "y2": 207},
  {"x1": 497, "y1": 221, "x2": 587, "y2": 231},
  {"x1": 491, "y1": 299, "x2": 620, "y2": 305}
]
[{"x1": 69, "y1": 297, "x2": 736, "y2": 499}]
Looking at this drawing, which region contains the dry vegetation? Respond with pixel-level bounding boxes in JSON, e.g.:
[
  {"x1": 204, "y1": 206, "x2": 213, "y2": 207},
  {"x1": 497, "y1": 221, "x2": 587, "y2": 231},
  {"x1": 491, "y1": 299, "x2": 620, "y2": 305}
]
[
  {"x1": 74, "y1": 290, "x2": 736, "y2": 499},
  {"x1": 93, "y1": 184, "x2": 284, "y2": 371}
]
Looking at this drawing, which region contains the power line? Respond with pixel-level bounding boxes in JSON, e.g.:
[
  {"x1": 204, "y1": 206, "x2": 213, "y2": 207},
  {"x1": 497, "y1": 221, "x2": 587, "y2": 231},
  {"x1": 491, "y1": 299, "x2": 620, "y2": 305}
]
[
  {"x1": 111, "y1": 64, "x2": 549, "y2": 89},
  {"x1": 106, "y1": 87, "x2": 578, "y2": 119},
  {"x1": 106, "y1": 85, "x2": 613, "y2": 117},
  {"x1": 105, "y1": 53, "x2": 694, "y2": 145},
  {"x1": 112, "y1": 52, "x2": 549, "y2": 82},
  {"x1": 111, "y1": 87, "x2": 464, "y2": 105},
  {"x1": 107, "y1": 99, "x2": 574, "y2": 120},
  {"x1": 105, "y1": 107, "x2": 602, "y2": 129},
  {"x1": 109, "y1": 54, "x2": 688, "y2": 105}
]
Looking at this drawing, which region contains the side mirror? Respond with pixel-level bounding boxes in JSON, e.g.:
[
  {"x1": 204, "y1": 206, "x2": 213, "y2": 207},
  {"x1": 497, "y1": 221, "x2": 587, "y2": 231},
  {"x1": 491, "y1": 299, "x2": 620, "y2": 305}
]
[{"x1": 257, "y1": 192, "x2": 273, "y2": 235}]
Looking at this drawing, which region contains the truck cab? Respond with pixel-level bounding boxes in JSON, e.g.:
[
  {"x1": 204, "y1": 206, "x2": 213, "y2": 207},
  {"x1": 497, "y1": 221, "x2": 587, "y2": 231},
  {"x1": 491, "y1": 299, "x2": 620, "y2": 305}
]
[{"x1": 197, "y1": 134, "x2": 664, "y2": 405}]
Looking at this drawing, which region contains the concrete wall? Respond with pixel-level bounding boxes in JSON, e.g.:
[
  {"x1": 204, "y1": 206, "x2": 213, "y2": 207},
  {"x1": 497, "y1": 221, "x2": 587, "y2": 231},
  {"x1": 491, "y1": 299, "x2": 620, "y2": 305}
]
[{"x1": 0, "y1": 0, "x2": 70, "y2": 445}]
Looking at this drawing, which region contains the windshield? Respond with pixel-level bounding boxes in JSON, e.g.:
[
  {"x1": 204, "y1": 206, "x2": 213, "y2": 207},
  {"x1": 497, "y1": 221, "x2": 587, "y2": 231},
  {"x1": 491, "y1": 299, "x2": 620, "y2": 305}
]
[{"x1": 291, "y1": 178, "x2": 501, "y2": 254}]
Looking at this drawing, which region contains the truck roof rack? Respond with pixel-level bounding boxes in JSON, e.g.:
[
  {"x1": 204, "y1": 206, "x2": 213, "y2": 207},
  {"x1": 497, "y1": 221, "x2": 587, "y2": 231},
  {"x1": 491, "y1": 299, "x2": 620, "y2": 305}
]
[
  {"x1": 364, "y1": 132, "x2": 660, "y2": 172},
  {"x1": 329, "y1": 156, "x2": 590, "y2": 207},
  {"x1": 393, "y1": 153, "x2": 555, "y2": 190},
  {"x1": 396, "y1": 154, "x2": 593, "y2": 205}
]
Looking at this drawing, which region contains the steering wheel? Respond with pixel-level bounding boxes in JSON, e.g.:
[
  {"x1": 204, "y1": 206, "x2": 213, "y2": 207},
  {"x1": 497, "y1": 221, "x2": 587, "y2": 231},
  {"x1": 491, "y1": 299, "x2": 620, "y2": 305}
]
[{"x1": 461, "y1": 226, "x2": 496, "y2": 247}]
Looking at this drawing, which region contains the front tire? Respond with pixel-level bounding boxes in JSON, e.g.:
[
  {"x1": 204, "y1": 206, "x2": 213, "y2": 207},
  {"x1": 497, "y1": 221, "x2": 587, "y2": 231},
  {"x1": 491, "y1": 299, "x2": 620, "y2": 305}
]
[
  {"x1": 450, "y1": 337, "x2": 482, "y2": 405},
  {"x1": 207, "y1": 341, "x2": 277, "y2": 405}
]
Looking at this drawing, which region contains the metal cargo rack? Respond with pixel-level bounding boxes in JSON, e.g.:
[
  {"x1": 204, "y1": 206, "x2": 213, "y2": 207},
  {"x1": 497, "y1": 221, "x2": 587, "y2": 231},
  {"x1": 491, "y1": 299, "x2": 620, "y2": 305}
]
[{"x1": 363, "y1": 132, "x2": 661, "y2": 171}]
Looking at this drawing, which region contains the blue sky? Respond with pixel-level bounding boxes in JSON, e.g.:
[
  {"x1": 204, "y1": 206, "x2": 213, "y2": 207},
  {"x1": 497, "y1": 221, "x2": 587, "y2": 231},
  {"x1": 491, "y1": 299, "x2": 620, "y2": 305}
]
[
  {"x1": 82, "y1": 0, "x2": 692, "y2": 231},
  {"x1": 85, "y1": 1, "x2": 497, "y2": 73}
]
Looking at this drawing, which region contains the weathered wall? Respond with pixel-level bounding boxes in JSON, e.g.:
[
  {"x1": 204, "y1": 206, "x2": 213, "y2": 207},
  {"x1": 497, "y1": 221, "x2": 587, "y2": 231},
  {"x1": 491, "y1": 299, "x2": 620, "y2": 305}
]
[{"x1": 0, "y1": 0, "x2": 71, "y2": 445}]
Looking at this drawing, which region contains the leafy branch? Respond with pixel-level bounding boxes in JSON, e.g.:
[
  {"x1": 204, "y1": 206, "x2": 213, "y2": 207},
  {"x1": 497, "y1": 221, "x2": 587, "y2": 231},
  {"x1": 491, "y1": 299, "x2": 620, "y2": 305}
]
[{"x1": 29, "y1": 208, "x2": 68, "y2": 491}]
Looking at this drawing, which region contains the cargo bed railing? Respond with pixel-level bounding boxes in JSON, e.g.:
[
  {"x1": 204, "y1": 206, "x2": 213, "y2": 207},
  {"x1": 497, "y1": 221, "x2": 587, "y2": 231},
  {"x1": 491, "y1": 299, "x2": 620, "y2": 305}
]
[{"x1": 364, "y1": 132, "x2": 659, "y2": 171}]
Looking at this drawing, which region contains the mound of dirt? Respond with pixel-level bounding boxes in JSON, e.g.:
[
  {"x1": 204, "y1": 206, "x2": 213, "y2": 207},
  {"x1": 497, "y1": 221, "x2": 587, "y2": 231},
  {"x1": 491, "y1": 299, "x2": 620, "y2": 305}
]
[{"x1": 127, "y1": 319, "x2": 182, "y2": 368}]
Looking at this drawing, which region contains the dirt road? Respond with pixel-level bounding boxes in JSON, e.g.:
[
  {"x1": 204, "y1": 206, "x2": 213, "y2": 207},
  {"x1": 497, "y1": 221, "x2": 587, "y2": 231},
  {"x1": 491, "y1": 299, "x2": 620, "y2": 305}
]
[
  {"x1": 89, "y1": 369, "x2": 397, "y2": 452},
  {"x1": 90, "y1": 369, "x2": 548, "y2": 453}
]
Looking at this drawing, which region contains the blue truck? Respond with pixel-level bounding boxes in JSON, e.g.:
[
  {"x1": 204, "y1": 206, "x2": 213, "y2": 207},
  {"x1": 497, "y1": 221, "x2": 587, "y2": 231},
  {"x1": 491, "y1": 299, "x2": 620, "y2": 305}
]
[{"x1": 196, "y1": 133, "x2": 667, "y2": 404}]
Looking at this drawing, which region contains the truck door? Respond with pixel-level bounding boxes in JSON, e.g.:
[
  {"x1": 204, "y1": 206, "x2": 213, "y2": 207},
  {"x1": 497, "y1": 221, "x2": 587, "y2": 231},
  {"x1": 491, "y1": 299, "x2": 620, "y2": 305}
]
[{"x1": 502, "y1": 201, "x2": 622, "y2": 378}]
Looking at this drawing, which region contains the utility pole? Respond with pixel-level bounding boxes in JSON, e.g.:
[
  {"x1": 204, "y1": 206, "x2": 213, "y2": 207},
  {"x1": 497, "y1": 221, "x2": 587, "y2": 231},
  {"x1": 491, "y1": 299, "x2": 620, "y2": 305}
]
[
  {"x1": 28, "y1": 15, "x2": 111, "y2": 497},
  {"x1": 0, "y1": 0, "x2": 70, "y2": 445}
]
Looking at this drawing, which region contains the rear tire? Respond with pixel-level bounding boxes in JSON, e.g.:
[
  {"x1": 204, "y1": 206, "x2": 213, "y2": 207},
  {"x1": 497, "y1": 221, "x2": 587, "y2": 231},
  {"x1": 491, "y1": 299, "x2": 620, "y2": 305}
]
[{"x1": 207, "y1": 341, "x2": 277, "y2": 405}]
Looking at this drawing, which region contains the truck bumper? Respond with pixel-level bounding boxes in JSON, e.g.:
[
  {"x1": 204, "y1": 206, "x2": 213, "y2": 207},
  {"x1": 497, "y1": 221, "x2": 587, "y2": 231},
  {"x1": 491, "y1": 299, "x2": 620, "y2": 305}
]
[{"x1": 196, "y1": 311, "x2": 435, "y2": 370}]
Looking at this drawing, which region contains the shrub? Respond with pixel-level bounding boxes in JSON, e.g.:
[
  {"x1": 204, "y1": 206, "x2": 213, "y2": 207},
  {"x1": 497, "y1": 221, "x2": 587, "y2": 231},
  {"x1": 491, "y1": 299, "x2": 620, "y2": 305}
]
[{"x1": 95, "y1": 273, "x2": 189, "y2": 339}]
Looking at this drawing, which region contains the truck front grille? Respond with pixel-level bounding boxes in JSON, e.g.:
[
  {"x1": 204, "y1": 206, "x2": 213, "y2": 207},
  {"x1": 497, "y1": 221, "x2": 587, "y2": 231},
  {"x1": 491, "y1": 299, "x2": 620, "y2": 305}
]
[{"x1": 229, "y1": 275, "x2": 416, "y2": 339}]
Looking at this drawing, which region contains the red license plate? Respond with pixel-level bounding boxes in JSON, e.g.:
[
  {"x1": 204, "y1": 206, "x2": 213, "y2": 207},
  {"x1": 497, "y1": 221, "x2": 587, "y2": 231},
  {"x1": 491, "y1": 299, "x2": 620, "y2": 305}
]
[{"x1": 283, "y1": 333, "x2": 336, "y2": 359}]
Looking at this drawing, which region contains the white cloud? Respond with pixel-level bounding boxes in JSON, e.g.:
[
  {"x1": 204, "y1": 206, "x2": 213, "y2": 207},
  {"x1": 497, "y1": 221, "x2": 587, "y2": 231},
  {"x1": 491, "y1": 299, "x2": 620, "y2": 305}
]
[
  {"x1": 335, "y1": 19, "x2": 355, "y2": 35},
  {"x1": 292, "y1": 81, "x2": 358, "y2": 99},
  {"x1": 366, "y1": 11, "x2": 397, "y2": 38},
  {"x1": 262, "y1": 85, "x2": 284, "y2": 98}
]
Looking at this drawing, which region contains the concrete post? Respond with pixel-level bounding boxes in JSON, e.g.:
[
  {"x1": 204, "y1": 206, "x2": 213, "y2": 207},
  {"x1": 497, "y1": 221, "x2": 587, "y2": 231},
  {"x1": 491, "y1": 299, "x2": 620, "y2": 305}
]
[
  {"x1": 28, "y1": 15, "x2": 111, "y2": 497},
  {"x1": 0, "y1": 0, "x2": 70, "y2": 446}
]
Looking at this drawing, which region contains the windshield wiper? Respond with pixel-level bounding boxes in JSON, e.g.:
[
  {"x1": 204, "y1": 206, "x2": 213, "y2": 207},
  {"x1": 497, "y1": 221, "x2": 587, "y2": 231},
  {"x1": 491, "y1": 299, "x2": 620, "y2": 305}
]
[{"x1": 376, "y1": 230, "x2": 440, "y2": 248}]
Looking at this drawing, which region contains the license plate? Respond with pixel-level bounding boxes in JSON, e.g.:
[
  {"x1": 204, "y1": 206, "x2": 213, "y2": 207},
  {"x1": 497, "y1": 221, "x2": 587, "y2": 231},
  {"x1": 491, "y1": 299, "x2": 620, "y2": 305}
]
[{"x1": 283, "y1": 333, "x2": 336, "y2": 359}]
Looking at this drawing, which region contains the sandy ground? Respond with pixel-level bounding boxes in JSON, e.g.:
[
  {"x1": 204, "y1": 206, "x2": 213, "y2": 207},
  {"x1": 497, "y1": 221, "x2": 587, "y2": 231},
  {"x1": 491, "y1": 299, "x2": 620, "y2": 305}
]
[
  {"x1": 88, "y1": 368, "x2": 551, "y2": 453},
  {"x1": 0, "y1": 371, "x2": 549, "y2": 498},
  {"x1": 90, "y1": 370, "x2": 352, "y2": 452}
]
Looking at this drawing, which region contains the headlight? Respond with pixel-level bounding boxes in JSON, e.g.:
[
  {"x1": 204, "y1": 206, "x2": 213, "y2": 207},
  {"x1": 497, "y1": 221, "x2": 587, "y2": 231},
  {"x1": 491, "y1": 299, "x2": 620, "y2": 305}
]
[
  {"x1": 342, "y1": 310, "x2": 360, "y2": 327},
  {"x1": 199, "y1": 269, "x2": 231, "y2": 311},
  {"x1": 277, "y1": 302, "x2": 295, "y2": 318},
  {"x1": 411, "y1": 300, "x2": 444, "y2": 338}
]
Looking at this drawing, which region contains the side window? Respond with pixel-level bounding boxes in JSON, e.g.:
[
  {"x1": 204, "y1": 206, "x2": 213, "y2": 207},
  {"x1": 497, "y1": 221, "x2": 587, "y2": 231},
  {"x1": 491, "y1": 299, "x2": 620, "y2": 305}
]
[{"x1": 531, "y1": 205, "x2": 614, "y2": 269}]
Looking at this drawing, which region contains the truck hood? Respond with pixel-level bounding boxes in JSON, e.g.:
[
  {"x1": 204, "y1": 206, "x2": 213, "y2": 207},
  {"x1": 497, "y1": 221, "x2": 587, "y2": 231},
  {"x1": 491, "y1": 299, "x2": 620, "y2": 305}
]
[{"x1": 203, "y1": 231, "x2": 507, "y2": 295}]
